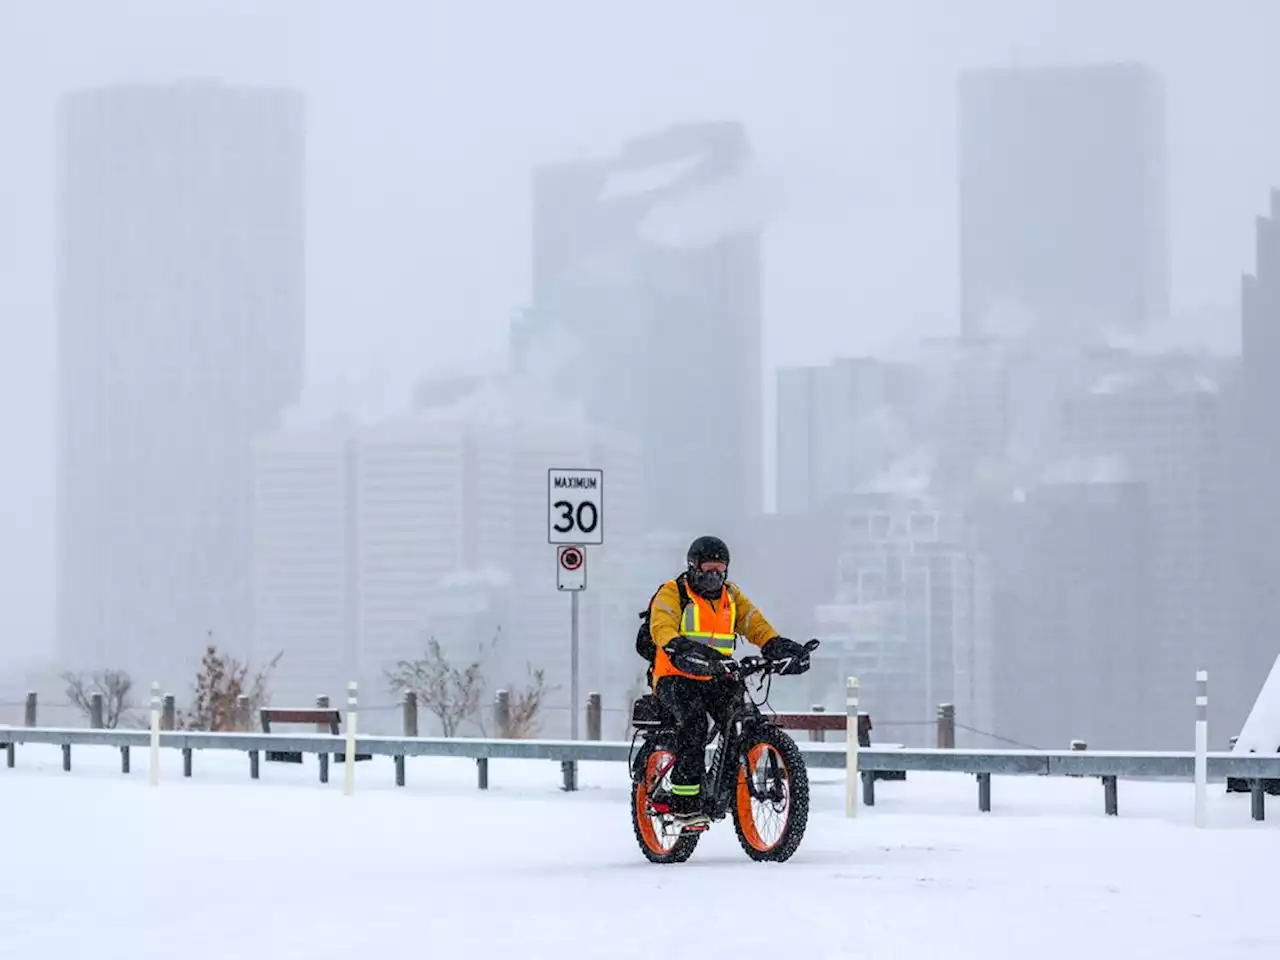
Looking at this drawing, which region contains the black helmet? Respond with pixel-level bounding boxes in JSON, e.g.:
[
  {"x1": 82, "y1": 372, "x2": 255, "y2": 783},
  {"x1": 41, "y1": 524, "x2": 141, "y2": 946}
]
[
  {"x1": 686, "y1": 535, "x2": 730, "y2": 597},
  {"x1": 687, "y1": 535, "x2": 730, "y2": 567}
]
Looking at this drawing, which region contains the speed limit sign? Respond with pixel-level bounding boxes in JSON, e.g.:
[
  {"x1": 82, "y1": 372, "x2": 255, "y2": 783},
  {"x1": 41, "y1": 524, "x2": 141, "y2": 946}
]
[{"x1": 547, "y1": 468, "x2": 603, "y2": 545}]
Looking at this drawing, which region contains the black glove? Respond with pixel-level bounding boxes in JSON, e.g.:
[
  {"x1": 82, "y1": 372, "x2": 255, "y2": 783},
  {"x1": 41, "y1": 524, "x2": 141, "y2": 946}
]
[
  {"x1": 712, "y1": 657, "x2": 743, "y2": 681},
  {"x1": 664, "y1": 636, "x2": 734, "y2": 679},
  {"x1": 761, "y1": 636, "x2": 810, "y2": 676}
]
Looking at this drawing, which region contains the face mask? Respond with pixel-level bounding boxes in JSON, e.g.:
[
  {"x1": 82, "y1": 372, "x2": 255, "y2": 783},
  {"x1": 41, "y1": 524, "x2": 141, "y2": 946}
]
[{"x1": 691, "y1": 567, "x2": 726, "y2": 596}]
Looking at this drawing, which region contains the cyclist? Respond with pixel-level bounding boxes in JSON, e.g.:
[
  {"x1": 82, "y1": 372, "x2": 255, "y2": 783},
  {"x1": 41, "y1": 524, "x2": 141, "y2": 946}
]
[{"x1": 644, "y1": 534, "x2": 811, "y2": 823}]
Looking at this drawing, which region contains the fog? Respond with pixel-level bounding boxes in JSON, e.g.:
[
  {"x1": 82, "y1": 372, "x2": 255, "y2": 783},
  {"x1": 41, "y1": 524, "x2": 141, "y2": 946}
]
[{"x1": 4, "y1": 0, "x2": 1280, "y2": 750}]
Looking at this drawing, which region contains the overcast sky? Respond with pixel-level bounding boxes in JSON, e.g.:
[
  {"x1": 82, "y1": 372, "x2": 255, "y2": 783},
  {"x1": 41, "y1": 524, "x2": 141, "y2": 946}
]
[{"x1": 3, "y1": 0, "x2": 1280, "y2": 659}]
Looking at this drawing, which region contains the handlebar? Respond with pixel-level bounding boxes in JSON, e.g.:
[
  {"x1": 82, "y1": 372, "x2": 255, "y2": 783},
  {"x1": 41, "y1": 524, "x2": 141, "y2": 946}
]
[{"x1": 733, "y1": 638, "x2": 820, "y2": 679}]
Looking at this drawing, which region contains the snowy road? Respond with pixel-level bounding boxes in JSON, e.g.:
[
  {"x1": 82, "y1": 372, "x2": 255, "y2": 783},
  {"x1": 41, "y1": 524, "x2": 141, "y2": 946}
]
[{"x1": 2, "y1": 744, "x2": 1278, "y2": 959}]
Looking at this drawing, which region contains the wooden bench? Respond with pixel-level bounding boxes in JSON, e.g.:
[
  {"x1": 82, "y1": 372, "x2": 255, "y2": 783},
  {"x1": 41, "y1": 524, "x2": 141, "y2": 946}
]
[
  {"x1": 772, "y1": 710, "x2": 870, "y2": 745},
  {"x1": 258, "y1": 707, "x2": 370, "y2": 782},
  {"x1": 771, "y1": 710, "x2": 905, "y2": 781}
]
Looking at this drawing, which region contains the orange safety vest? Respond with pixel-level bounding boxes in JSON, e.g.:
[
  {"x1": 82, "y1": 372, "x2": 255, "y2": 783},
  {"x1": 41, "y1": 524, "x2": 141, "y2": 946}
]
[{"x1": 654, "y1": 582, "x2": 738, "y2": 682}]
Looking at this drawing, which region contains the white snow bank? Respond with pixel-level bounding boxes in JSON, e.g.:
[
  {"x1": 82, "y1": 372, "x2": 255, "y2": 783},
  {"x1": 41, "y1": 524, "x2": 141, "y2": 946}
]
[
  {"x1": 2, "y1": 745, "x2": 1278, "y2": 959},
  {"x1": 1235, "y1": 654, "x2": 1280, "y2": 755}
]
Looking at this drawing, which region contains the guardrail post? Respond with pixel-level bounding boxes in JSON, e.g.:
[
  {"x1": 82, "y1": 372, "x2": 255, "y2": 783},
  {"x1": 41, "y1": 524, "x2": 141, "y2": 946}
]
[
  {"x1": 149, "y1": 682, "x2": 160, "y2": 788},
  {"x1": 1103, "y1": 775, "x2": 1118, "y2": 815},
  {"x1": 247, "y1": 696, "x2": 262, "y2": 778},
  {"x1": 62, "y1": 743, "x2": 71, "y2": 771},
  {"x1": 161, "y1": 695, "x2": 176, "y2": 731},
  {"x1": 1251, "y1": 781, "x2": 1266, "y2": 821},
  {"x1": 6, "y1": 740, "x2": 14, "y2": 768},
  {"x1": 477, "y1": 758, "x2": 489, "y2": 789},
  {"x1": 343, "y1": 681, "x2": 358, "y2": 797},
  {"x1": 495, "y1": 690, "x2": 510, "y2": 738},
  {"x1": 403, "y1": 691, "x2": 418, "y2": 736},
  {"x1": 845, "y1": 677, "x2": 859, "y2": 817},
  {"x1": 1068, "y1": 740, "x2": 1086, "y2": 777},
  {"x1": 89, "y1": 692, "x2": 104, "y2": 729},
  {"x1": 397, "y1": 691, "x2": 417, "y2": 786},
  {"x1": 23, "y1": 691, "x2": 36, "y2": 727},
  {"x1": 586, "y1": 693, "x2": 602, "y2": 741},
  {"x1": 121, "y1": 745, "x2": 130, "y2": 774},
  {"x1": 561, "y1": 759, "x2": 577, "y2": 792},
  {"x1": 316, "y1": 694, "x2": 330, "y2": 784},
  {"x1": 937, "y1": 703, "x2": 955, "y2": 749},
  {"x1": 811, "y1": 704, "x2": 825, "y2": 743},
  {"x1": 182, "y1": 747, "x2": 192, "y2": 777},
  {"x1": 1194, "y1": 670, "x2": 1208, "y2": 828},
  {"x1": 977, "y1": 772, "x2": 991, "y2": 812}
]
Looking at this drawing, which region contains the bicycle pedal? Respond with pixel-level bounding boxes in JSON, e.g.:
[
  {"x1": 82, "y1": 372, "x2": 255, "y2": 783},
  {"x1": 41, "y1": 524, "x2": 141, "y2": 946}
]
[{"x1": 673, "y1": 813, "x2": 710, "y2": 831}]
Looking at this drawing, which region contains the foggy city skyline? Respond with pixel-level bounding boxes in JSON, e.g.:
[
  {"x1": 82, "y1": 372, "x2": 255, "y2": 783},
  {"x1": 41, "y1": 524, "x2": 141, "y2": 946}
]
[
  {"x1": 10, "y1": 5, "x2": 1280, "y2": 950},
  {"x1": 5, "y1": 1, "x2": 1280, "y2": 755}
]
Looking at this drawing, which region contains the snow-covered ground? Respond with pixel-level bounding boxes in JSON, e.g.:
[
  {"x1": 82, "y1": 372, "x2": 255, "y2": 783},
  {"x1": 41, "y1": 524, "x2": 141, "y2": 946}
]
[{"x1": 2, "y1": 743, "x2": 1278, "y2": 960}]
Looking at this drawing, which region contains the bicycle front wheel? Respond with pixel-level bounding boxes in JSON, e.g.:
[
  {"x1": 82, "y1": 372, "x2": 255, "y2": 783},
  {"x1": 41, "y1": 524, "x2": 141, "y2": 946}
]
[{"x1": 731, "y1": 725, "x2": 810, "y2": 862}]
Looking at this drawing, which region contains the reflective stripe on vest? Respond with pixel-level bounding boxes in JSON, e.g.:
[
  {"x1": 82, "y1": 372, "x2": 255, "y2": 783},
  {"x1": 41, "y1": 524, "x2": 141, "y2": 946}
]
[{"x1": 680, "y1": 585, "x2": 737, "y2": 656}]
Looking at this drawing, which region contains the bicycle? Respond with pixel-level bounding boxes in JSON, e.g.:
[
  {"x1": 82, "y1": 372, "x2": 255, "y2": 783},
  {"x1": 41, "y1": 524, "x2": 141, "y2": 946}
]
[{"x1": 627, "y1": 638, "x2": 821, "y2": 864}]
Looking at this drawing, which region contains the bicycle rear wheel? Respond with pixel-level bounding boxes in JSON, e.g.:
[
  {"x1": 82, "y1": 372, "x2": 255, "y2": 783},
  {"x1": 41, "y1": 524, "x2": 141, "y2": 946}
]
[
  {"x1": 731, "y1": 726, "x2": 810, "y2": 862},
  {"x1": 631, "y1": 742, "x2": 701, "y2": 864}
]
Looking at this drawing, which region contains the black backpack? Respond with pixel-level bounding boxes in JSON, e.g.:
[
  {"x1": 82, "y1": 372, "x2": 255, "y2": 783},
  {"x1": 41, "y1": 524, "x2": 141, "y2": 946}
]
[{"x1": 635, "y1": 574, "x2": 693, "y2": 666}]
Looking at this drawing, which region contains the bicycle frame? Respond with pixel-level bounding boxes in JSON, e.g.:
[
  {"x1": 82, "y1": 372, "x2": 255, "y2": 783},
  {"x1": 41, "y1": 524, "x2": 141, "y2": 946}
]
[
  {"x1": 701, "y1": 681, "x2": 780, "y2": 819},
  {"x1": 634, "y1": 669, "x2": 780, "y2": 822}
]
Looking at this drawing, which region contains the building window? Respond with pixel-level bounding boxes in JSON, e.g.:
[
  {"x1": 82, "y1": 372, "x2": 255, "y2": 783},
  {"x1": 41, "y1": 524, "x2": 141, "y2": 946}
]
[
  {"x1": 845, "y1": 514, "x2": 869, "y2": 541},
  {"x1": 871, "y1": 512, "x2": 892, "y2": 541},
  {"x1": 910, "y1": 512, "x2": 939, "y2": 542}
]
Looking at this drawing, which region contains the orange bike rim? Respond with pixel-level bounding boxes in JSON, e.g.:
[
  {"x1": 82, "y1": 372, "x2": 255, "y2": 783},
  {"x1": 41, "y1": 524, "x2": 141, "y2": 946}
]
[
  {"x1": 636, "y1": 750, "x2": 677, "y2": 854},
  {"x1": 735, "y1": 742, "x2": 791, "y2": 852}
]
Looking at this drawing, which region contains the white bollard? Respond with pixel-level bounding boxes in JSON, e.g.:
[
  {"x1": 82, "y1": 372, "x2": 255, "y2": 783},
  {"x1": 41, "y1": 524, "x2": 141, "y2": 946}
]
[
  {"x1": 148, "y1": 681, "x2": 160, "y2": 788},
  {"x1": 846, "y1": 676, "x2": 859, "y2": 818},
  {"x1": 343, "y1": 681, "x2": 358, "y2": 797},
  {"x1": 1194, "y1": 670, "x2": 1208, "y2": 828}
]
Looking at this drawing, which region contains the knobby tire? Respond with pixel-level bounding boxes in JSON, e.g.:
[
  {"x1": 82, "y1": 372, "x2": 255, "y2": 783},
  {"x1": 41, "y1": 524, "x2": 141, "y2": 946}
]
[
  {"x1": 732, "y1": 725, "x2": 810, "y2": 863},
  {"x1": 632, "y1": 741, "x2": 700, "y2": 864}
]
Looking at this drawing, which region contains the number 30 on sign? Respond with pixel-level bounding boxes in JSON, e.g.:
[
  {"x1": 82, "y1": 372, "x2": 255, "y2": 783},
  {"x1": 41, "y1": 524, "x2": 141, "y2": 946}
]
[{"x1": 547, "y1": 468, "x2": 603, "y2": 545}]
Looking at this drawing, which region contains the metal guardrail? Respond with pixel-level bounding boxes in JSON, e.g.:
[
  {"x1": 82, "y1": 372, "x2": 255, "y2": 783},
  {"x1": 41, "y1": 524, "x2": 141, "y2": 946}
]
[{"x1": 4, "y1": 726, "x2": 1279, "y2": 821}]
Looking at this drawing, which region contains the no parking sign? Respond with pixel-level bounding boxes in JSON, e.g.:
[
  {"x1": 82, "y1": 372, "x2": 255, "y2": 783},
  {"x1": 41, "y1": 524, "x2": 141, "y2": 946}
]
[{"x1": 557, "y1": 544, "x2": 586, "y2": 591}]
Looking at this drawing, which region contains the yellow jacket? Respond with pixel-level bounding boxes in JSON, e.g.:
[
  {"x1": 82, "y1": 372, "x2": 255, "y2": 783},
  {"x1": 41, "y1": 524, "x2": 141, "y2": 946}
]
[{"x1": 648, "y1": 578, "x2": 778, "y2": 682}]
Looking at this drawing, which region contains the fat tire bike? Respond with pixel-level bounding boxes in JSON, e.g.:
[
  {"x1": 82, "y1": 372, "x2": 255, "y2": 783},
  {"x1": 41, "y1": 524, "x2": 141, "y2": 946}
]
[{"x1": 627, "y1": 639, "x2": 820, "y2": 864}]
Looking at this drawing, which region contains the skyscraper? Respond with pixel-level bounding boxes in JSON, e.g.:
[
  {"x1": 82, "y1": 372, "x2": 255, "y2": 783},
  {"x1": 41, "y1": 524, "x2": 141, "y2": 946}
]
[
  {"x1": 958, "y1": 63, "x2": 1169, "y2": 343},
  {"x1": 526, "y1": 122, "x2": 763, "y2": 535},
  {"x1": 980, "y1": 481, "x2": 1154, "y2": 749},
  {"x1": 250, "y1": 421, "x2": 358, "y2": 710},
  {"x1": 823, "y1": 492, "x2": 994, "y2": 747},
  {"x1": 776, "y1": 357, "x2": 928, "y2": 514},
  {"x1": 56, "y1": 82, "x2": 305, "y2": 683},
  {"x1": 349, "y1": 378, "x2": 646, "y2": 736},
  {"x1": 1060, "y1": 357, "x2": 1232, "y2": 746},
  {"x1": 1230, "y1": 188, "x2": 1280, "y2": 732}
]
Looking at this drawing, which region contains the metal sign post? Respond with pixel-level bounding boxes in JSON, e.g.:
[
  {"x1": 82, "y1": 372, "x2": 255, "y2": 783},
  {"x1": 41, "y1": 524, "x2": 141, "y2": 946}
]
[
  {"x1": 556, "y1": 544, "x2": 587, "y2": 741},
  {"x1": 549, "y1": 469, "x2": 602, "y2": 742},
  {"x1": 571, "y1": 589, "x2": 580, "y2": 742}
]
